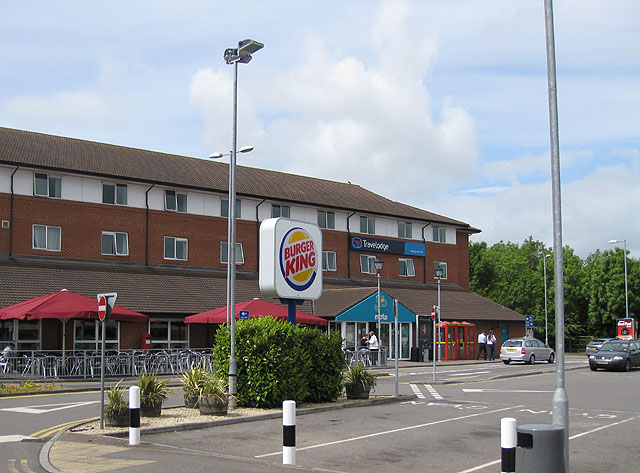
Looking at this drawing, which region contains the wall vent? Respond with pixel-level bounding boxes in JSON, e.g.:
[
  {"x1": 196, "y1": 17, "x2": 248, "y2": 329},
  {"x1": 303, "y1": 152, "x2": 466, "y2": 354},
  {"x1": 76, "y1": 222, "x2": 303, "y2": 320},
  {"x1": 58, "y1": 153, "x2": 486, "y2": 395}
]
[{"x1": 1, "y1": 220, "x2": 9, "y2": 229}]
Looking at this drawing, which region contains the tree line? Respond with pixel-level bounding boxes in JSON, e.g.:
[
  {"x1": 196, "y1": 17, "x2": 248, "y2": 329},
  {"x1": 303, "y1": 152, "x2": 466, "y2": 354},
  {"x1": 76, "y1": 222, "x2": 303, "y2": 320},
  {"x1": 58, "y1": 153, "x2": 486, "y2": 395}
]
[{"x1": 469, "y1": 237, "x2": 638, "y2": 346}]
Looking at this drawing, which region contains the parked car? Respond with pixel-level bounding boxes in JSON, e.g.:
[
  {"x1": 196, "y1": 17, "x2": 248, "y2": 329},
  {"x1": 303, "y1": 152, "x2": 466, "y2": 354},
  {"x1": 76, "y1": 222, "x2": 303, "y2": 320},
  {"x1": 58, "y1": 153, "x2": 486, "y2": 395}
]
[
  {"x1": 500, "y1": 337, "x2": 555, "y2": 365},
  {"x1": 585, "y1": 337, "x2": 616, "y2": 356},
  {"x1": 589, "y1": 339, "x2": 640, "y2": 371}
]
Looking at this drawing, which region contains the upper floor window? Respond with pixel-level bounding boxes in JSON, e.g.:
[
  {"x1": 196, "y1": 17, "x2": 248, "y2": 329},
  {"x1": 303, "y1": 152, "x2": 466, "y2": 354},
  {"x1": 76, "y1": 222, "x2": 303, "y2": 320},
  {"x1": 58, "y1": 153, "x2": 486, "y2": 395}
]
[
  {"x1": 399, "y1": 258, "x2": 415, "y2": 277},
  {"x1": 165, "y1": 190, "x2": 187, "y2": 213},
  {"x1": 433, "y1": 226, "x2": 446, "y2": 243},
  {"x1": 318, "y1": 210, "x2": 335, "y2": 230},
  {"x1": 360, "y1": 216, "x2": 375, "y2": 235},
  {"x1": 322, "y1": 251, "x2": 337, "y2": 271},
  {"x1": 398, "y1": 221, "x2": 412, "y2": 239},
  {"x1": 164, "y1": 236, "x2": 188, "y2": 260},
  {"x1": 34, "y1": 173, "x2": 61, "y2": 198},
  {"x1": 101, "y1": 231, "x2": 129, "y2": 256},
  {"x1": 221, "y1": 199, "x2": 242, "y2": 218},
  {"x1": 360, "y1": 255, "x2": 377, "y2": 274},
  {"x1": 220, "y1": 242, "x2": 245, "y2": 264},
  {"x1": 434, "y1": 261, "x2": 448, "y2": 279},
  {"x1": 33, "y1": 224, "x2": 61, "y2": 251},
  {"x1": 272, "y1": 204, "x2": 290, "y2": 218},
  {"x1": 102, "y1": 183, "x2": 128, "y2": 205}
]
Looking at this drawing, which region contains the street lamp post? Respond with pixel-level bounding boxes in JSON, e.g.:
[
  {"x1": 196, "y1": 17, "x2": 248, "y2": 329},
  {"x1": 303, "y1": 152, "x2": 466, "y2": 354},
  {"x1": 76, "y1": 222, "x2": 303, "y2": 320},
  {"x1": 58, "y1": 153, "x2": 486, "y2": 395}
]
[
  {"x1": 434, "y1": 266, "x2": 443, "y2": 362},
  {"x1": 220, "y1": 38, "x2": 263, "y2": 410},
  {"x1": 544, "y1": 254, "x2": 551, "y2": 346},
  {"x1": 608, "y1": 239, "x2": 629, "y2": 319},
  {"x1": 374, "y1": 258, "x2": 384, "y2": 366}
]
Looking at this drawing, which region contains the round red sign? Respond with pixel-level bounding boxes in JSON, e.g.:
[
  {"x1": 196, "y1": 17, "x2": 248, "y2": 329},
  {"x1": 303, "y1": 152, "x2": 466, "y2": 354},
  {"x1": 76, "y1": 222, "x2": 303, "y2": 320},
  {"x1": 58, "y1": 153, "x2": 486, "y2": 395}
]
[{"x1": 98, "y1": 296, "x2": 107, "y2": 321}]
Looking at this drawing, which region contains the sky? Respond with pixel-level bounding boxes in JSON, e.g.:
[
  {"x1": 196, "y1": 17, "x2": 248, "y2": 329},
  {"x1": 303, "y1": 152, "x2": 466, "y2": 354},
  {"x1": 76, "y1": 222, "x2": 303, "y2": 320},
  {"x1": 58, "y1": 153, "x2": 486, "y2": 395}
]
[{"x1": 2, "y1": 0, "x2": 639, "y2": 258}]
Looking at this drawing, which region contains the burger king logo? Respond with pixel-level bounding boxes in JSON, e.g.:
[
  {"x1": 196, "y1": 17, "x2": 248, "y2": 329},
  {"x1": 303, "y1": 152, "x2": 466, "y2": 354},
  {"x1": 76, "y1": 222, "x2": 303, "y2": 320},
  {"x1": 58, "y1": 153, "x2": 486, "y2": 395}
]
[{"x1": 279, "y1": 227, "x2": 318, "y2": 291}]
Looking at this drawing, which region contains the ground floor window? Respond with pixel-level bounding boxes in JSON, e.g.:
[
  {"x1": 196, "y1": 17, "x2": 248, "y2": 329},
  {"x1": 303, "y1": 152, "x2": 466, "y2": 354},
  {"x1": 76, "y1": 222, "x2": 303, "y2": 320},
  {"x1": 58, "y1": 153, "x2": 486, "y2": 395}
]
[
  {"x1": 338, "y1": 321, "x2": 412, "y2": 359},
  {"x1": 149, "y1": 320, "x2": 188, "y2": 349},
  {"x1": 17, "y1": 320, "x2": 41, "y2": 351},
  {"x1": 74, "y1": 320, "x2": 119, "y2": 352}
]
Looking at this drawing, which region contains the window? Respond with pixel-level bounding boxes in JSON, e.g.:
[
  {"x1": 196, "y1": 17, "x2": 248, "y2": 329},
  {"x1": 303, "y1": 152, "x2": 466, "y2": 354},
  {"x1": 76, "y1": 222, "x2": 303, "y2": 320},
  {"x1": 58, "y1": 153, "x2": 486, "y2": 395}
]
[
  {"x1": 102, "y1": 183, "x2": 128, "y2": 205},
  {"x1": 398, "y1": 222, "x2": 412, "y2": 239},
  {"x1": 318, "y1": 210, "x2": 335, "y2": 229},
  {"x1": 34, "y1": 173, "x2": 61, "y2": 198},
  {"x1": 434, "y1": 261, "x2": 448, "y2": 279},
  {"x1": 0, "y1": 320, "x2": 14, "y2": 347},
  {"x1": 165, "y1": 190, "x2": 187, "y2": 212},
  {"x1": 271, "y1": 204, "x2": 290, "y2": 218},
  {"x1": 399, "y1": 258, "x2": 415, "y2": 277},
  {"x1": 149, "y1": 320, "x2": 188, "y2": 349},
  {"x1": 433, "y1": 226, "x2": 446, "y2": 243},
  {"x1": 33, "y1": 224, "x2": 61, "y2": 251},
  {"x1": 322, "y1": 251, "x2": 337, "y2": 271},
  {"x1": 220, "y1": 242, "x2": 245, "y2": 264},
  {"x1": 221, "y1": 199, "x2": 242, "y2": 218},
  {"x1": 17, "y1": 320, "x2": 41, "y2": 351},
  {"x1": 164, "y1": 236, "x2": 188, "y2": 260},
  {"x1": 74, "y1": 320, "x2": 119, "y2": 351},
  {"x1": 101, "y1": 231, "x2": 129, "y2": 256},
  {"x1": 360, "y1": 255, "x2": 377, "y2": 274},
  {"x1": 360, "y1": 216, "x2": 375, "y2": 234}
]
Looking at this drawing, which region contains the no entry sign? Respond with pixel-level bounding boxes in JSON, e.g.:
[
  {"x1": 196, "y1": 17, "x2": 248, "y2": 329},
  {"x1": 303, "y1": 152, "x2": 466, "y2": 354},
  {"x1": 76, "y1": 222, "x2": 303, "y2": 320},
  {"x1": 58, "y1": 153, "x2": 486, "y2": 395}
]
[
  {"x1": 96, "y1": 293, "x2": 117, "y2": 322},
  {"x1": 98, "y1": 296, "x2": 107, "y2": 321}
]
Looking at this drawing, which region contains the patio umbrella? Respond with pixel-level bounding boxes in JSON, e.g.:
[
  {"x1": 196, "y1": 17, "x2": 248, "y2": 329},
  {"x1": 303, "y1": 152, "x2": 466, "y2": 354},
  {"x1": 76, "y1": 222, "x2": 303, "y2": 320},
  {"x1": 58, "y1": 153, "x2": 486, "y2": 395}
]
[{"x1": 185, "y1": 298, "x2": 327, "y2": 326}]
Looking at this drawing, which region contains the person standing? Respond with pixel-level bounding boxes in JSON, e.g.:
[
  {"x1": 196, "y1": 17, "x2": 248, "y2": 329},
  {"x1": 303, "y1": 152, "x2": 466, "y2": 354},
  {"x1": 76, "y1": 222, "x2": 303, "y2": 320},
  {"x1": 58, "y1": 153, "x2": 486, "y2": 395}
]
[
  {"x1": 368, "y1": 331, "x2": 379, "y2": 365},
  {"x1": 487, "y1": 330, "x2": 497, "y2": 360},
  {"x1": 477, "y1": 331, "x2": 487, "y2": 360}
]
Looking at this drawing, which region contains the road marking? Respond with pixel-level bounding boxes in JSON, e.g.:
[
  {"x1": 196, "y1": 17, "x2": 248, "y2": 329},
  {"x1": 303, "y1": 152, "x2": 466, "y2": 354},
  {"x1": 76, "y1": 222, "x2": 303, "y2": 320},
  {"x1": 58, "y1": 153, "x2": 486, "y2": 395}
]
[
  {"x1": 30, "y1": 416, "x2": 99, "y2": 439},
  {"x1": 463, "y1": 388, "x2": 553, "y2": 393},
  {"x1": 449, "y1": 371, "x2": 491, "y2": 377},
  {"x1": 255, "y1": 404, "x2": 524, "y2": 458},
  {"x1": 0, "y1": 435, "x2": 36, "y2": 444},
  {"x1": 1, "y1": 400, "x2": 98, "y2": 414},
  {"x1": 409, "y1": 384, "x2": 425, "y2": 399},
  {"x1": 424, "y1": 384, "x2": 443, "y2": 400}
]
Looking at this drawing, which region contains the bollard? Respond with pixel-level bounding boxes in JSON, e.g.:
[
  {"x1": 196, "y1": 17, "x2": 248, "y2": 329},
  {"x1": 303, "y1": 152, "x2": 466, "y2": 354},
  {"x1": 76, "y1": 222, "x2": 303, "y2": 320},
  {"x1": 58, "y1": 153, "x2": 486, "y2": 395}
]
[
  {"x1": 129, "y1": 386, "x2": 140, "y2": 446},
  {"x1": 501, "y1": 417, "x2": 517, "y2": 473},
  {"x1": 515, "y1": 423, "x2": 565, "y2": 473},
  {"x1": 283, "y1": 400, "x2": 296, "y2": 465}
]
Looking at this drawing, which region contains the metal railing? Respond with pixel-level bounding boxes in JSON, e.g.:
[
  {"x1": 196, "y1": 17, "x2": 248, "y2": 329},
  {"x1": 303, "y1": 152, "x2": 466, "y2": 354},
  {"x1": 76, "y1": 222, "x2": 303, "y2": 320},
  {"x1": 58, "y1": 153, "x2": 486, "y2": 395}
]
[
  {"x1": 343, "y1": 347, "x2": 387, "y2": 367},
  {"x1": 0, "y1": 349, "x2": 214, "y2": 379}
]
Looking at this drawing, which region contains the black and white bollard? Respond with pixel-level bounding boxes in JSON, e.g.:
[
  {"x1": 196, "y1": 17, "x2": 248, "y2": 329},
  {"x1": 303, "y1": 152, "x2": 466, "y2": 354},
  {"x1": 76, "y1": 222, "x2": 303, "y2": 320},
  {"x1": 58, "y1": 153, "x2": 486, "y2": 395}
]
[
  {"x1": 501, "y1": 417, "x2": 517, "y2": 473},
  {"x1": 129, "y1": 386, "x2": 140, "y2": 446},
  {"x1": 283, "y1": 400, "x2": 296, "y2": 465}
]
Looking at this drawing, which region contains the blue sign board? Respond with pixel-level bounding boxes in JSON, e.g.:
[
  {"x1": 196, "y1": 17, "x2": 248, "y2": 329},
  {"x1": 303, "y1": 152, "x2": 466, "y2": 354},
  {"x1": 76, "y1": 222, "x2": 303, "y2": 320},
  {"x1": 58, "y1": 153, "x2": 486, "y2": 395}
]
[
  {"x1": 350, "y1": 236, "x2": 425, "y2": 257},
  {"x1": 335, "y1": 291, "x2": 416, "y2": 322},
  {"x1": 239, "y1": 310, "x2": 250, "y2": 320},
  {"x1": 525, "y1": 315, "x2": 534, "y2": 328}
]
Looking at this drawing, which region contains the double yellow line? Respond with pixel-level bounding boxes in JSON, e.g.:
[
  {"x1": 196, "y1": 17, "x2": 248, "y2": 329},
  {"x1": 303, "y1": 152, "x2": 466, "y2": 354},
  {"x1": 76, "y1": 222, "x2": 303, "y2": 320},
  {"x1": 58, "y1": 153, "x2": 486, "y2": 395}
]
[{"x1": 30, "y1": 416, "x2": 99, "y2": 439}]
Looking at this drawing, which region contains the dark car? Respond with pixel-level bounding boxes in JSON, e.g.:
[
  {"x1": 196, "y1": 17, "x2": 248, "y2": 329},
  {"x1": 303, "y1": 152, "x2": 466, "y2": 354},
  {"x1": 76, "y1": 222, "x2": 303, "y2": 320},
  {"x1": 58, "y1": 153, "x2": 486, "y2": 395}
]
[
  {"x1": 585, "y1": 337, "x2": 616, "y2": 356},
  {"x1": 589, "y1": 340, "x2": 640, "y2": 371}
]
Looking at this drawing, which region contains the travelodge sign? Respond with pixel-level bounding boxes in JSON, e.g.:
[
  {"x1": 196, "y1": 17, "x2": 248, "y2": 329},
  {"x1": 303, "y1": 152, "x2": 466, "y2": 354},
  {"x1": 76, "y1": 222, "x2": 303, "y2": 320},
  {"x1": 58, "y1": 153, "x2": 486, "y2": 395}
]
[{"x1": 259, "y1": 218, "x2": 323, "y2": 300}]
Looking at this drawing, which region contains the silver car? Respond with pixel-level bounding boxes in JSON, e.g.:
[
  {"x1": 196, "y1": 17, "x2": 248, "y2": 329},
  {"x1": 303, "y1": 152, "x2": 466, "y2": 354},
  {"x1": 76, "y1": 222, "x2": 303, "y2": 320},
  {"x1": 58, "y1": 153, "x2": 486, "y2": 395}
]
[{"x1": 500, "y1": 337, "x2": 555, "y2": 364}]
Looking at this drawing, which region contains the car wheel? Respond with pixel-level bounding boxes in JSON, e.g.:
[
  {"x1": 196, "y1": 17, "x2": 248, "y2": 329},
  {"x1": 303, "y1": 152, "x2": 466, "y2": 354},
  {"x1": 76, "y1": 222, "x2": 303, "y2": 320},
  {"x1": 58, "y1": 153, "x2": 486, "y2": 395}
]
[
  {"x1": 503, "y1": 360, "x2": 510, "y2": 364},
  {"x1": 624, "y1": 359, "x2": 631, "y2": 372},
  {"x1": 548, "y1": 353, "x2": 555, "y2": 364},
  {"x1": 589, "y1": 363, "x2": 597, "y2": 371},
  {"x1": 528, "y1": 354, "x2": 535, "y2": 365}
]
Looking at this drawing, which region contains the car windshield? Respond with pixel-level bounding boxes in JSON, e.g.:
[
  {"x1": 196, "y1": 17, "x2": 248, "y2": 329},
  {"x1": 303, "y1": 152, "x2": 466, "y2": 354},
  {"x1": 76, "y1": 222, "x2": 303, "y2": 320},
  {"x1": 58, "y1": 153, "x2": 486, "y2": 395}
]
[
  {"x1": 601, "y1": 342, "x2": 629, "y2": 352},
  {"x1": 503, "y1": 340, "x2": 522, "y2": 347}
]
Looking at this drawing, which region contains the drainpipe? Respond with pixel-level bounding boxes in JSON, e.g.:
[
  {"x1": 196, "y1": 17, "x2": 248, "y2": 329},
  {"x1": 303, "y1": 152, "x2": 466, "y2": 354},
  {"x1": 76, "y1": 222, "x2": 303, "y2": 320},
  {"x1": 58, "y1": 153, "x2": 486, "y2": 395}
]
[
  {"x1": 421, "y1": 223, "x2": 431, "y2": 284},
  {"x1": 9, "y1": 166, "x2": 19, "y2": 256},
  {"x1": 255, "y1": 199, "x2": 266, "y2": 269},
  {"x1": 346, "y1": 211, "x2": 357, "y2": 279},
  {"x1": 145, "y1": 184, "x2": 155, "y2": 265}
]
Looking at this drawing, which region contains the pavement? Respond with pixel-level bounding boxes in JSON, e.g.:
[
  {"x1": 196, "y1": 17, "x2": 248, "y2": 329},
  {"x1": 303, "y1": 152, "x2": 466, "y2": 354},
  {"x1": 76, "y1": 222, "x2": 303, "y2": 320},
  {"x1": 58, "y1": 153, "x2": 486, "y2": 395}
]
[{"x1": 2, "y1": 356, "x2": 586, "y2": 473}]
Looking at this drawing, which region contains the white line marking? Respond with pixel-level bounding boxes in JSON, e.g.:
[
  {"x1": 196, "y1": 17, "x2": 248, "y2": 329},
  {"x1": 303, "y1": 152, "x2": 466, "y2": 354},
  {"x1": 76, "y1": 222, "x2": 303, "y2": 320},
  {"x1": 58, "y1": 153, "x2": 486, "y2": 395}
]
[
  {"x1": 449, "y1": 371, "x2": 491, "y2": 377},
  {"x1": 0, "y1": 435, "x2": 36, "y2": 443},
  {"x1": 409, "y1": 384, "x2": 425, "y2": 399},
  {"x1": 1, "y1": 400, "x2": 98, "y2": 414},
  {"x1": 255, "y1": 405, "x2": 523, "y2": 458},
  {"x1": 424, "y1": 384, "x2": 443, "y2": 400},
  {"x1": 463, "y1": 389, "x2": 553, "y2": 393}
]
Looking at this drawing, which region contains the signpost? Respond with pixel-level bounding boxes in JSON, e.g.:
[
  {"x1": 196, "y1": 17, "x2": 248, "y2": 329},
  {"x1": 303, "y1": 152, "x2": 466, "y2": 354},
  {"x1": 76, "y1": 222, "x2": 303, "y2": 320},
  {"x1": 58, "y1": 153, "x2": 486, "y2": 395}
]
[
  {"x1": 239, "y1": 310, "x2": 250, "y2": 320},
  {"x1": 97, "y1": 292, "x2": 117, "y2": 429}
]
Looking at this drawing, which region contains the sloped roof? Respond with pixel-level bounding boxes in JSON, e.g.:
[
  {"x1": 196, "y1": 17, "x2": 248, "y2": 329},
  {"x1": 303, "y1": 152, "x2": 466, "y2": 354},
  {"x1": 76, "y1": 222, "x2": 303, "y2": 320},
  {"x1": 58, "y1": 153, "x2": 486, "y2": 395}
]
[{"x1": 0, "y1": 127, "x2": 478, "y2": 230}]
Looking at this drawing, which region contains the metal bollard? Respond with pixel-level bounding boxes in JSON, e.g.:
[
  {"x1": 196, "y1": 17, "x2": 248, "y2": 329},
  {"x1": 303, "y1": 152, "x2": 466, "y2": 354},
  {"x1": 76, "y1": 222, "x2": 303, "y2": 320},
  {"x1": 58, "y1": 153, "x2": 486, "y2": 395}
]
[
  {"x1": 501, "y1": 417, "x2": 517, "y2": 473},
  {"x1": 129, "y1": 386, "x2": 140, "y2": 446},
  {"x1": 516, "y1": 423, "x2": 565, "y2": 473},
  {"x1": 283, "y1": 400, "x2": 296, "y2": 465}
]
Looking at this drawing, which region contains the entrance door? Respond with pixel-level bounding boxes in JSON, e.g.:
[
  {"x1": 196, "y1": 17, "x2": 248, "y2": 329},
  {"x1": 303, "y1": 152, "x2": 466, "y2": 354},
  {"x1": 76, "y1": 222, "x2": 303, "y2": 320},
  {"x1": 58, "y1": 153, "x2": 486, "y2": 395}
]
[{"x1": 501, "y1": 324, "x2": 509, "y2": 345}]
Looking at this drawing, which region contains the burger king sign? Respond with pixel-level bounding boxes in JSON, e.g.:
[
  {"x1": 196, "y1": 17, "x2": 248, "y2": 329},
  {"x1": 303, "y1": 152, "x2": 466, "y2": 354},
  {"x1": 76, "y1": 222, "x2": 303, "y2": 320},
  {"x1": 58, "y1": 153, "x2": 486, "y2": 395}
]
[{"x1": 259, "y1": 218, "x2": 323, "y2": 300}]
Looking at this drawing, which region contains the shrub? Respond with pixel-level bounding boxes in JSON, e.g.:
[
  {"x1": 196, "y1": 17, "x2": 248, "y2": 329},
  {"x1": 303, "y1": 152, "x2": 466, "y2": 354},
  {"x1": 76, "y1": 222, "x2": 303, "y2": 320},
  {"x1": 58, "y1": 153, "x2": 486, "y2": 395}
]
[
  {"x1": 104, "y1": 379, "x2": 128, "y2": 417},
  {"x1": 300, "y1": 328, "x2": 345, "y2": 402},
  {"x1": 137, "y1": 373, "x2": 169, "y2": 406}
]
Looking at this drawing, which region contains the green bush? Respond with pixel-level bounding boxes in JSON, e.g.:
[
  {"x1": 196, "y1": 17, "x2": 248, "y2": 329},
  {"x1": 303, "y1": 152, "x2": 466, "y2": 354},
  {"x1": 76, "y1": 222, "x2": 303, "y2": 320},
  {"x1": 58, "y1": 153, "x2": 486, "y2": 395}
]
[{"x1": 213, "y1": 317, "x2": 344, "y2": 408}]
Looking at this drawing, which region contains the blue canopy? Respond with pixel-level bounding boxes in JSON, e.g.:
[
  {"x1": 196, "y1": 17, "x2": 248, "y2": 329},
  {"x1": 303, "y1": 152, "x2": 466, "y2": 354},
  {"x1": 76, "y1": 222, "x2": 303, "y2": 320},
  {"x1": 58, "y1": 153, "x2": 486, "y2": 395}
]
[{"x1": 335, "y1": 291, "x2": 415, "y2": 322}]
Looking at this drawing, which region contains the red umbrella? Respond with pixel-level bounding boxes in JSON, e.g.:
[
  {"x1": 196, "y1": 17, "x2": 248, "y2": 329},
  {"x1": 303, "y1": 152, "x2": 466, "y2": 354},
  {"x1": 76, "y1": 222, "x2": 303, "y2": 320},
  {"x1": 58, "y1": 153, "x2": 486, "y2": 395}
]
[
  {"x1": 0, "y1": 289, "x2": 147, "y2": 323},
  {"x1": 185, "y1": 298, "x2": 327, "y2": 326}
]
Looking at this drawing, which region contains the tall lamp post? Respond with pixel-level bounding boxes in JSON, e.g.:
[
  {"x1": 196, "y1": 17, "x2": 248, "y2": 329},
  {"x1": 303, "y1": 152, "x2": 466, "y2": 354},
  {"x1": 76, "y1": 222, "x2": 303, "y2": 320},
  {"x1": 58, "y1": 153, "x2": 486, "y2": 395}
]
[
  {"x1": 220, "y1": 38, "x2": 263, "y2": 409},
  {"x1": 608, "y1": 239, "x2": 629, "y2": 319},
  {"x1": 374, "y1": 258, "x2": 384, "y2": 366},
  {"x1": 434, "y1": 266, "x2": 443, "y2": 362},
  {"x1": 543, "y1": 254, "x2": 551, "y2": 346}
]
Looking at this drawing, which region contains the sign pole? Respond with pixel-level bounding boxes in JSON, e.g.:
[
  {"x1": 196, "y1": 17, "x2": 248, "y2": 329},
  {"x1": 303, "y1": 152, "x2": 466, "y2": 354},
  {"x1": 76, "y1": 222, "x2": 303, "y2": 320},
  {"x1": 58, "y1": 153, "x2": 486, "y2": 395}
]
[
  {"x1": 97, "y1": 293, "x2": 116, "y2": 430},
  {"x1": 432, "y1": 306, "x2": 437, "y2": 381},
  {"x1": 100, "y1": 319, "x2": 106, "y2": 429}
]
